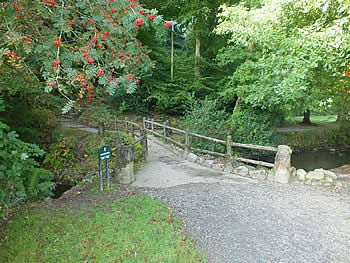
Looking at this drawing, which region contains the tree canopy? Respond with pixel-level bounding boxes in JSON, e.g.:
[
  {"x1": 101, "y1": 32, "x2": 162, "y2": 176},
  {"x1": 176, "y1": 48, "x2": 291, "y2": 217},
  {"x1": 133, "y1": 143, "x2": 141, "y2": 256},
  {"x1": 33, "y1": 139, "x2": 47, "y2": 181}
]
[
  {"x1": 215, "y1": 0, "x2": 350, "y2": 119},
  {"x1": 1, "y1": 0, "x2": 168, "y2": 112}
]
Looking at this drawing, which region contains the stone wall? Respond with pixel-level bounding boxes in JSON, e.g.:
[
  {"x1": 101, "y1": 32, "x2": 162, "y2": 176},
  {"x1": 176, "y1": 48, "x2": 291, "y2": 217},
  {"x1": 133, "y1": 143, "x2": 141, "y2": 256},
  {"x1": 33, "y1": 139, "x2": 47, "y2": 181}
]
[{"x1": 185, "y1": 150, "x2": 346, "y2": 192}]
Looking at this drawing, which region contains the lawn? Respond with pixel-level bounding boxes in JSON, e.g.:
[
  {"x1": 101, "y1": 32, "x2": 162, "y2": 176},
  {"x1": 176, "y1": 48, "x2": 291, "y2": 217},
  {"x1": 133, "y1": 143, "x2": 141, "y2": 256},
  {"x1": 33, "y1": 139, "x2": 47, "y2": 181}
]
[
  {"x1": 0, "y1": 195, "x2": 206, "y2": 263},
  {"x1": 291, "y1": 115, "x2": 337, "y2": 126}
]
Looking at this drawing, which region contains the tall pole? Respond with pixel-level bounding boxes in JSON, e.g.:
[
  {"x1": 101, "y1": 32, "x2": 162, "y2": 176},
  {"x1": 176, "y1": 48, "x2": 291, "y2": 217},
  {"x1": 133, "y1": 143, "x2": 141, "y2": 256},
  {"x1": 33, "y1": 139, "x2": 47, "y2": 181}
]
[{"x1": 171, "y1": 23, "x2": 174, "y2": 81}]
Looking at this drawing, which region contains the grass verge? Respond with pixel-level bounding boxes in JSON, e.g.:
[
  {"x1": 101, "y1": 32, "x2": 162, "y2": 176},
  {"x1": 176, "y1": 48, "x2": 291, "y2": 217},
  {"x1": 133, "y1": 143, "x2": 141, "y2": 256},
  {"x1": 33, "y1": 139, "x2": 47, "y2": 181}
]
[{"x1": 0, "y1": 195, "x2": 206, "y2": 263}]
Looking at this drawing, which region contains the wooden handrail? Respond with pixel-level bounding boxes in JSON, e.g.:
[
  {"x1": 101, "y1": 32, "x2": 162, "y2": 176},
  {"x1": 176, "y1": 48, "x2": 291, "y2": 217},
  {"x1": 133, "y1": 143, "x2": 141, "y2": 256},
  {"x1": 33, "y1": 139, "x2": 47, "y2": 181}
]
[{"x1": 143, "y1": 118, "x2": 277, "y2": 168}]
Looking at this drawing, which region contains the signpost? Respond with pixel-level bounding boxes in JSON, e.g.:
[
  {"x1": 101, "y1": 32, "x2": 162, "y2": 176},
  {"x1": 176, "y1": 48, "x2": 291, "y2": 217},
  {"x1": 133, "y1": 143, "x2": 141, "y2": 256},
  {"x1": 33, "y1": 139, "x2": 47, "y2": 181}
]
[{"x1": 98, "y1": 146, "x2": 111, "y2": 191}]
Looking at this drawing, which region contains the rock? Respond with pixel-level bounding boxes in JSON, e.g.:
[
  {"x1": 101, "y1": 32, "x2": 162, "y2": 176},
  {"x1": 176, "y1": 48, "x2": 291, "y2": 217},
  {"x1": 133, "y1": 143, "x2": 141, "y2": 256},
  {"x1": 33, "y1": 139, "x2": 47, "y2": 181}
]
[
  {"x1": 297, "y1": 169, "x2": 307, "y2": 181},
  {"x1": 323, "y1": 170, "x2": 337, "y2": 179},
  {"x1": 306, "y1": 170, "x2": 324, "y2": 181},
  {"x1": 273, "y1": 145, "x2": 292, "y2": 184},
  {"x1": 250, "y1": 169, "x2": 267, "y2": 181},
  {"x1": 187, "y1": 153, "x2": 198, "y2": 162},
  {"x1": 212, "y1": 163, "x2": 225, "y2": 170},
  {"x1": 233, "y1": 165, "x2": 249, "y2": 177},
  {"x1": 334, "y1": 182, "x2": 343, "y2": 193},
  {"x1": 197, "y1": 157, "x2": 205, "y2": 165},
  {"x1": 325, "y1": 176, "x2": 335, "y2": 184},
  {"x1": 203, "y1": 160, "x2": 214, "y2": 168},
  {"x1": 290, "y1": 167, "x2": 296, "y2": 177},
  {"x1": 267, "y1": 170, "x2": 275, "y2": 182},
  {"x1": 119, "y1": 161, "x2": 135, "y2": 184},
  {"x1": 223, "y1": 165, "x2": 233, "y2": 174}
]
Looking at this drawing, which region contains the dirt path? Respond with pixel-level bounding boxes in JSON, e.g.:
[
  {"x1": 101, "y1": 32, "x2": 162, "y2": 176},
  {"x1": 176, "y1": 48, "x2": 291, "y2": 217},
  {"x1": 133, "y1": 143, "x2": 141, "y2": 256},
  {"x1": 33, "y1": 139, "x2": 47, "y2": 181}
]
[{"x1": 133, "y1": 136, "x2": 350, "y2": 263}]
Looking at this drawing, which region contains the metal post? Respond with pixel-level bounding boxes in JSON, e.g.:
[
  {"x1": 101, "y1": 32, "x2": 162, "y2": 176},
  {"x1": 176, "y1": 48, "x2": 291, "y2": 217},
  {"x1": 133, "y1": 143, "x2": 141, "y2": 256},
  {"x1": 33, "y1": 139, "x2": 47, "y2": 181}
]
[
  {"x1": 171, "y1": 25, "x2": 174, "y2": 81},
  {"x1": 98, "y1": 159, "x2": 103, "y2": 191},
  {"x1": 106, "y1": 160, "x2": 110, "y2": 188}
]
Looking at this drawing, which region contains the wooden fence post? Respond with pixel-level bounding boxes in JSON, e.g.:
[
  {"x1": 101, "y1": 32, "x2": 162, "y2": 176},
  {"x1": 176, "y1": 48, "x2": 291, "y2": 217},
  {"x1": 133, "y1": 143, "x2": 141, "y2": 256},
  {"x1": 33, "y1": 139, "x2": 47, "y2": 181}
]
[
  {"x1": 151, "y1": 119, "x2": 154, "y2": 135},
  {"x1": 226, "y1": 135, "x2": 232, "y2": 159},
  {"x1": 184, "y1": 129, "x2": 190, "y2": 157},
  {"x1": 163, "y1": 122, "x2": 167, "y2": 141},
  {"x1": 142, "y1": 117, "x2": 146, "y2": 130},
  {"x1": 124, "y1": 117, "x2": 128, "y2": 134},
  {"x1": 98, "y1": 121, "x2": 105, "y2": 136}
]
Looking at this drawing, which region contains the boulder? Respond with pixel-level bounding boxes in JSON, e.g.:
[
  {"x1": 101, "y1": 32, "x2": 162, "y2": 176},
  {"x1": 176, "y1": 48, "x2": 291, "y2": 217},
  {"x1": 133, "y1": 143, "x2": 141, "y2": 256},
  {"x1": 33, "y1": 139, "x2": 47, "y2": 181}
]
[
  {"x1": 334, "y1": 182, "x2": 343, "y2": 192},
  {"x1": 213, "y1": 163, "x2": 225, "y2": 170},
  {"x1": 187, "y1": 153, "x2": 198, "y2": 162},
  {"x1": 203, "y1": 160, "x2": 214, "y2": 168},
  {"x1": 323, "y1": 170, "x2": 337, "y2": 180},
  {"x1": 296, "y1": 169, "x2": 307, "y2": 181},
  {"x1": 223, "y1": 165, "x2": 233, "y2": 174},
  {"x1": 250, "y1": 169, "x2": 267, "y2": 181},
  {"x1": 273, "y1": 145, "x2": 292, "y2": 184},
  {"x1": 325, "y1": 176, "x2": 335, "y2": 184},
  {"x1": 306, "y1": 170, "x2": 325, "y2": 181},
  {"x1": 233, "y1": 165, "x2": 249, "y2": 177}
]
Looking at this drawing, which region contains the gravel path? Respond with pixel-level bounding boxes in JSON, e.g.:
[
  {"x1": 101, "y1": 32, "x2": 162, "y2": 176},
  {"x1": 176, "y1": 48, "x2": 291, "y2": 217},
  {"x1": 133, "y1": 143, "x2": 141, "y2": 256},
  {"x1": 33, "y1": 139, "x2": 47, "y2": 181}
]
[{"x1": 134, "y1": 136, "x2": 350, "y2": 263}]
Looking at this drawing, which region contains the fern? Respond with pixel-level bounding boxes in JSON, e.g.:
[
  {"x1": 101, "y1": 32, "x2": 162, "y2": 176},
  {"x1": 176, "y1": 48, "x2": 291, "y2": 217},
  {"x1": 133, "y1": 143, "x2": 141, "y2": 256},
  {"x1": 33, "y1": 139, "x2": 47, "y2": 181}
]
[{"x1": 24, "y1": 168, "x2": 55, "y2": 200}]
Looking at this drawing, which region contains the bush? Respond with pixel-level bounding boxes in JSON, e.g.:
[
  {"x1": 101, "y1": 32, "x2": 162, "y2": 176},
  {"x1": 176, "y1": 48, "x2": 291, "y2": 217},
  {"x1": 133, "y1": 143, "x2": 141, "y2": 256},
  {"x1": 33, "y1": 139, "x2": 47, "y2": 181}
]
[
  {"x1": 229, "y1": 105, "x2": 281, "y2": 146},
  {"x1": 181, "y1": 98, "x2": 228, "y2": 153},
  {"x1": 78, "y1": 102, "x2": 117, "y2": 127},
  {"x1": 0, "y1": 121, "x2": 55, "y2": 216}
]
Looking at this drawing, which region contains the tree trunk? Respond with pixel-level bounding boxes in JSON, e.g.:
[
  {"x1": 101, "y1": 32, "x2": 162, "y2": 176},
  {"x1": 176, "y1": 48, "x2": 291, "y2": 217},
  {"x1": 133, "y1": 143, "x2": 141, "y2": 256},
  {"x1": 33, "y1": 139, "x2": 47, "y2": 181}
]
[
  {"x1": 302, "y1": 109, "x2": 312, "y2": 125},
  {"x1": 195, "y1": 31, "x2": 201, "y2": 78}
]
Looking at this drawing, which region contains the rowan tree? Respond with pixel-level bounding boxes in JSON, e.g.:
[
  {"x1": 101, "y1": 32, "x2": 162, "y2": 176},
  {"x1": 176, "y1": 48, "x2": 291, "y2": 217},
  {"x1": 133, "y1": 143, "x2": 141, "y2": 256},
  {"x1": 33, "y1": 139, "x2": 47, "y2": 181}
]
[{"x1": 1, "y1": 0, "x2": 168, "y2": 112}]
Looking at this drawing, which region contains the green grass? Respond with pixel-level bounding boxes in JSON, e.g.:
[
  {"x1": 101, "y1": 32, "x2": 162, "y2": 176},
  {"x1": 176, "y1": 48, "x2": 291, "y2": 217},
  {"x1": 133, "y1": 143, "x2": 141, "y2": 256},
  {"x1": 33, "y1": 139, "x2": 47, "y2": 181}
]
[
  {"x1": 292, "y1": 115, "x2": 337, "y2": 125},
  {"x1": 0, "y1": 196, "x2": 206, "y2": 263}
]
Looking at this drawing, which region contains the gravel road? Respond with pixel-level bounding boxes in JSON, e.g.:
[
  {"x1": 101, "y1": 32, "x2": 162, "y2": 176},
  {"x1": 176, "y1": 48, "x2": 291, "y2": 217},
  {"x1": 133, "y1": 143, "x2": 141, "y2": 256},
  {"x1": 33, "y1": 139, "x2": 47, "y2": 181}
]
[{"x1": 134, "y1": 136, "x2": 350, "y2": 263}]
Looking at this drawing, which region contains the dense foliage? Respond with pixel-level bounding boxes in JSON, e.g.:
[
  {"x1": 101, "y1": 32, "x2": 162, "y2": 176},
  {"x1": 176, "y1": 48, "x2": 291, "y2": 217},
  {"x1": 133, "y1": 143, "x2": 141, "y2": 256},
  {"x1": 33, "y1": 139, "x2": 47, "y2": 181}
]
[
  {"x1": 0, "y1": 100, "x2": 55, "y2": 216},
  {"x1": 215, "y1": 0, "x2": 350, "y2": 122},
  {"x1": 181, "y1": 97, "x2": 228, "y2": 152},
  {"x1": 1, "y1": 0, "x2": 166, "y2": 112}
]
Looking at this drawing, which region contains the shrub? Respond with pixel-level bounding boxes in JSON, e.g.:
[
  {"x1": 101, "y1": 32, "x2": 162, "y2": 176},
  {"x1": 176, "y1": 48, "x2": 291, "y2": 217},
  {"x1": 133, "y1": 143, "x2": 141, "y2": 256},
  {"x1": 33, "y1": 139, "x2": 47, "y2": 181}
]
[
  {"x1": 0, "y1": 121, "x2": 55, "y2": 217},
  {"x1": 181, "y1": 98, "x2": 228, "y2": 152},
  {"x1": 229, "y1": 105, "x2": 281, "y2": 146},
  {"x1": 78, "y1": 102, "x2": 117, "y2": 127}
]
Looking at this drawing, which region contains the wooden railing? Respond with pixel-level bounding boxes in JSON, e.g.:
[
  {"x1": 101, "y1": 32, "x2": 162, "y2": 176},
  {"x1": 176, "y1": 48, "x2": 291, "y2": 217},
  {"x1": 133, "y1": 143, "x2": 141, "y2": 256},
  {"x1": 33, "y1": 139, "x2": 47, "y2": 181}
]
[{"x1": 142, "y1": 118, "x2": 278, "y2": 168}]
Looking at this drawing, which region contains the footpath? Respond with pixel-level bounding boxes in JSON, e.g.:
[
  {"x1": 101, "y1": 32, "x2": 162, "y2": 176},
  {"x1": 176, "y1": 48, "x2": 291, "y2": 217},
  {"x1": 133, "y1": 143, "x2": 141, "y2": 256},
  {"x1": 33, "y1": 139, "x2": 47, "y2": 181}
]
[{"x1": 133, "y1": 136, "x2": 350, "y2": 263}]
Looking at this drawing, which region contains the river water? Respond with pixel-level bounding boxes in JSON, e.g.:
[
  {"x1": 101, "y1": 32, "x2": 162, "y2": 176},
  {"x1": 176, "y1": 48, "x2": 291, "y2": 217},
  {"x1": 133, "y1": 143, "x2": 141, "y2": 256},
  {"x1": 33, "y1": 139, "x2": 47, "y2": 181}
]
[{"x1": 292, "y1": 148, "x2": 350, "y2": 171}]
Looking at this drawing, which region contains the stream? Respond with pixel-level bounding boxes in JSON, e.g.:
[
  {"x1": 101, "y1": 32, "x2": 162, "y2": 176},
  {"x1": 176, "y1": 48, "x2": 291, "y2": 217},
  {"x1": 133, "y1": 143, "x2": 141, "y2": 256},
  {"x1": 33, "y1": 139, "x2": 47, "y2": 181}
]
[{"x1": 292, "y1": 148, "x2": 350, "y2": 171}]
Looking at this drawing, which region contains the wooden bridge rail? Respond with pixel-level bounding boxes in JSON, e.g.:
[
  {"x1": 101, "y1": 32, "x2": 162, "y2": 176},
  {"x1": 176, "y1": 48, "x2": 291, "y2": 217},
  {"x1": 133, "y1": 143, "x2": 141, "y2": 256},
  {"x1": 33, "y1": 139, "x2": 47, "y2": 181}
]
[{"x1": 143, "y1": 118, "x2": 278, "y2": 168}]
